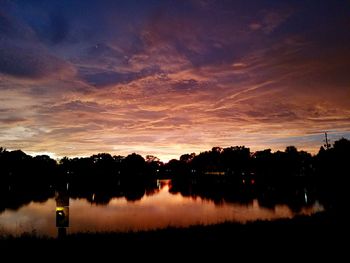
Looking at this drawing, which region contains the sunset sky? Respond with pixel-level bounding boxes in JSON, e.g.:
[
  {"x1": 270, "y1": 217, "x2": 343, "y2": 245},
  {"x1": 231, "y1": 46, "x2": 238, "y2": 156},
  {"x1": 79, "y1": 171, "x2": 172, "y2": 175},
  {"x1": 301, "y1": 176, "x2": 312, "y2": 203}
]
[{"x1": 1, "y1": 0, "x2": 349, "y2": 161}]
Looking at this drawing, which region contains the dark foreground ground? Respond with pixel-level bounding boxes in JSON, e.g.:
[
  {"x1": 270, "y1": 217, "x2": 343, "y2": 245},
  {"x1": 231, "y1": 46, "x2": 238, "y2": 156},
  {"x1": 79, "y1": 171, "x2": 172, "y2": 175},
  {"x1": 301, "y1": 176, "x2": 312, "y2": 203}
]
[{"x1": 0, "y1": 211, "x2": 347, "y2": 260}]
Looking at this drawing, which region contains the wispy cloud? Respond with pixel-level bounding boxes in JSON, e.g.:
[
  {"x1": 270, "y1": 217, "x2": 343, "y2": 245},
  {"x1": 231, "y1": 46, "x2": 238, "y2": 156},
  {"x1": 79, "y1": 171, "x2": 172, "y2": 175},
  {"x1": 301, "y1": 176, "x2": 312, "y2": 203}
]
[{"x1": 0, "y1": 0, "x2": 349, "y2": 161}]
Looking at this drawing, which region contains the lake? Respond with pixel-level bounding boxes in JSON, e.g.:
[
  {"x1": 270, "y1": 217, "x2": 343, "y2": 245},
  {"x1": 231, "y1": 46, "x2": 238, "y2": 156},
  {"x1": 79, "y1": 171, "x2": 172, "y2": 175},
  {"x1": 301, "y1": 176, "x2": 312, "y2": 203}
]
[{"x1": 0, "y1": 180, "x2": 323, "y2": 237}]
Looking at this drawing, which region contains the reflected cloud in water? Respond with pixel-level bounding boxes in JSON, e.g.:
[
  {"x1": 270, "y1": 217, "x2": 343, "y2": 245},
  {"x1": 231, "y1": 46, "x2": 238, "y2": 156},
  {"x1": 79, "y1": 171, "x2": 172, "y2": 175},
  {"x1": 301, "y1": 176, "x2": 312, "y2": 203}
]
[{"x1": 0, "y1": 180, "x2": 323, "y2": 237}]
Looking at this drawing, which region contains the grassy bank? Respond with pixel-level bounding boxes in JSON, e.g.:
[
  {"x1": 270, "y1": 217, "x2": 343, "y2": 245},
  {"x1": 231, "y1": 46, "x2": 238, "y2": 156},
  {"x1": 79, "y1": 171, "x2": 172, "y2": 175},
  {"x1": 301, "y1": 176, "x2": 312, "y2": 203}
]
[{"x1": 0, "y1": 211, "x2": 344, "y2": 249}]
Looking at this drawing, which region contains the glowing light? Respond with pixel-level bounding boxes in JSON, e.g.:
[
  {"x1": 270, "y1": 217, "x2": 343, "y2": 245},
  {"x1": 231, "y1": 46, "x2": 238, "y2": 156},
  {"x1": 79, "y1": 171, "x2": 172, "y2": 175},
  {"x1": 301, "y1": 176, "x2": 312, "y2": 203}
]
[{"x1": 56, "y1": 207, "x2": 64, "y2": 212}]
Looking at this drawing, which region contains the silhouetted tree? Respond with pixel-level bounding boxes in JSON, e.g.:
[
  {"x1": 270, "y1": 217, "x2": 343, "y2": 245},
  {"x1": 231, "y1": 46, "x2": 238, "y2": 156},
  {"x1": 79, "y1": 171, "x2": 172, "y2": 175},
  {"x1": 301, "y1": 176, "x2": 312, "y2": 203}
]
[
  {"x1": 123, "y1": 153, "x2": 146, "y2": 181},
  {"x1": 1, "y1": 137, "x2": 349, "y2": 215},
  {"x1": 145, "y1": 155, "x2": 162, "y2": 178},
  {"x1": 221, "y1": 146, "x2": 251, "y2": 175},
  {"x1": 180, "y1": 153, "x2": 196, "y2": 163}
]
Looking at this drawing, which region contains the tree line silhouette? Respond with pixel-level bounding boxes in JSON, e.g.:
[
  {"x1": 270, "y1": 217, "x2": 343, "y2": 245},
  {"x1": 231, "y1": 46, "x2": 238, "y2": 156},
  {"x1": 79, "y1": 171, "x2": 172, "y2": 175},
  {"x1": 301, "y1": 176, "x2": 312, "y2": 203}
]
[{"x1": 0, "y1": 138, "x2": 349, "y2": 215}]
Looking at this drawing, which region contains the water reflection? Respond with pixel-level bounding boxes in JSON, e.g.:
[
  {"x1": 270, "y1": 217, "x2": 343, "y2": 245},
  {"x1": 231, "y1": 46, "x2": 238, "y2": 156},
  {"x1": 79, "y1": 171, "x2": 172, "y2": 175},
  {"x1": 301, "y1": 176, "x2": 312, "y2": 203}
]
[
  {"x1": 0, "y1": 178, "x2": 324, "y2": 237},
  {"x1": 169, "y1": 176, "x2": 320, "y2": 213}
]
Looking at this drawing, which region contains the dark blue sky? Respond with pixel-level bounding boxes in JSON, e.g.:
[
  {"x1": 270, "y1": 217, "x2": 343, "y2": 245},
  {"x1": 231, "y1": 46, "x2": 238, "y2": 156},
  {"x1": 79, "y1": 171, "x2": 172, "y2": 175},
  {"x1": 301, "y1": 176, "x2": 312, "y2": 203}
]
[{"x1": 1, "y1": 0, "x2": 349, "y2": 160}]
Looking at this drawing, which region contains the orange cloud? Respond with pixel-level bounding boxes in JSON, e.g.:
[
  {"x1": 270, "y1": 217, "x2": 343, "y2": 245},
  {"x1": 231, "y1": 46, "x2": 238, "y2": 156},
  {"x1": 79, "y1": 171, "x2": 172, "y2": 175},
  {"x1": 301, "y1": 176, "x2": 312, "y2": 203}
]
[{"x1": 1, "y1": 0, "x2": 350, "y2": 161}]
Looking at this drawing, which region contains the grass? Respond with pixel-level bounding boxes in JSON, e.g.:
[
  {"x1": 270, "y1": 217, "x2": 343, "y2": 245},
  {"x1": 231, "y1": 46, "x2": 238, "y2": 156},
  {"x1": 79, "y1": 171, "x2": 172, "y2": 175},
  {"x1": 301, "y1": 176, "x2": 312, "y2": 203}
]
[{"x1": 0, "y1": 211, "x2": 345, "y2": 258}]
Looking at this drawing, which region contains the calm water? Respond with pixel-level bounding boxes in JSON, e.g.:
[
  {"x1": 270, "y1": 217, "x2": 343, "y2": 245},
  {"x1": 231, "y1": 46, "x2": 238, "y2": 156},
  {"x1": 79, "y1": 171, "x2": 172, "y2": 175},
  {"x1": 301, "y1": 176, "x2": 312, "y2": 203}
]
[{"x1": 0, "y1": 180, "x2": 323, "y2": 237}]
